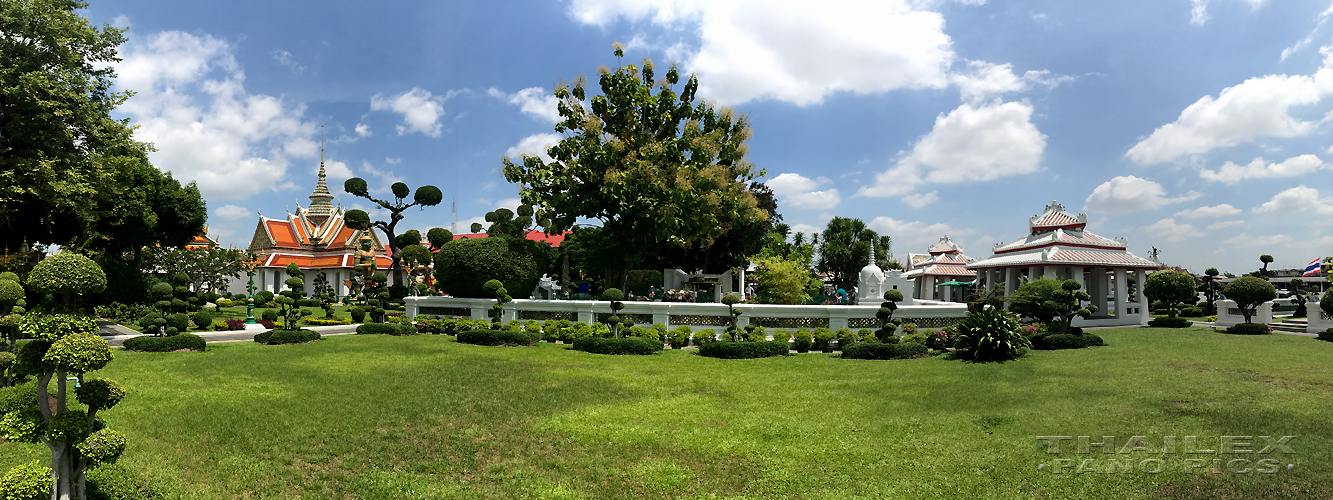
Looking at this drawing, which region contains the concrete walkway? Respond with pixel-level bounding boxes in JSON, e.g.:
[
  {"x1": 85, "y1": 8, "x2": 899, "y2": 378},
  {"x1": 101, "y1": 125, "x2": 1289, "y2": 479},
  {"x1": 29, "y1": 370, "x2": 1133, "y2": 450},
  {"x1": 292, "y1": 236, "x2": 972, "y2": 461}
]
[{"x1": 98, "y1": 321, "x2": 361, "y2": 347}]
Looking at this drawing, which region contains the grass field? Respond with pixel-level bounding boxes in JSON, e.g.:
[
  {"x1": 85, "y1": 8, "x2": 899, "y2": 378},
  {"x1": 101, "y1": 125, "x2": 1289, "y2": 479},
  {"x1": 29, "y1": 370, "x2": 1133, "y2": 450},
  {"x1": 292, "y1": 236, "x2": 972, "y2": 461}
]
[{"x1": 3, "y1": 326, "x2": 1330, "y2": 499}]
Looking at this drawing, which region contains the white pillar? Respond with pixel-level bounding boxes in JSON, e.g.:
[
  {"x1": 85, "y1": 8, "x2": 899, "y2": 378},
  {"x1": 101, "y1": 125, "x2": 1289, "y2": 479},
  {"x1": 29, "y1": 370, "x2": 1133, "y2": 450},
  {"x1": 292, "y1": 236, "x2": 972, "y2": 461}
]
[
  {"x1": 1114, "y1": 268, "x2": 1128, "y2": 319},
  {"x1": 1135, "y1": 269, "x2": 1148, "y2": 325},
  {"x1": 1029, "y1": 266, "x2": 1038, "y2": 283},
  {"x1": 1071, "y1": 267, "x2": 1084, "y2": 290},
  {"x1": 1044, "y1": 266, "x2": 1057, "y2": 280}
]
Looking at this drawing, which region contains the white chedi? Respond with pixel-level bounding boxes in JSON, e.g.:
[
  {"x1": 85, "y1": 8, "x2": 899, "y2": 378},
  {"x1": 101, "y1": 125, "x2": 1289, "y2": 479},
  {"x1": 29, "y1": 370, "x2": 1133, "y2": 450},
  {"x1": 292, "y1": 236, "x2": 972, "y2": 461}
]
[{"x1": 858, "y1": 244, "x2": 914, "y2": 305}]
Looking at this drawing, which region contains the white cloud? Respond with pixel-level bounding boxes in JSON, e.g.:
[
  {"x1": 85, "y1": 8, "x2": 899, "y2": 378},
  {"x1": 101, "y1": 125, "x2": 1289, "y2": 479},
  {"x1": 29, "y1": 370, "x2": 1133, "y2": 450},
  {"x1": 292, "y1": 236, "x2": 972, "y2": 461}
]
[
  {"x1": 488, "y1": 87, "x2": 561, "y2": 123},
  {"x1": 1144, "y1": 218, "x2": 1205, "y2": 243},
  {"x1": 788, "y1": 223, "x2": 822, "y2": 239},
  {"x1": 1190, "y1": 0, "x2": 1268, "y2": 26},
  {"x1": 1280, "y1": 3, "x2": 1333, "y2": 61},
  {"x1": 1125, "y1": 48, "x2": 1333, "y2": 165},
  {"x1": 857, "y1": 100, "x2": 1046, "y2": 200},
  {"x1": 1207, "y1": 220, "x2": 1244, "y2": 230},
  {"x1": 272, "y1": 50, "x2": 305, "y2": 74},
  {"x1": 767, "y1": 173, "x2": 841, "y2": 210},
  {"x1": 949, "y1": 61, "x2": 1072, "y2": 103},
  {"x1": 902, "y1": 191, "x2": 940, "y2": 208},
  {"x1": 504, "y1": 133, "x2": 562, "y2": 163},
  {"x1": 384, "y1": 157, "x2": 401, "y2": 164},
  {"x1": 568, "y1": 0, "x2": 957, "y2": 106},
  {"x1": 214, "y1": 204, "x2": 250, "y2": 220},
  {"x1": 1084, "y1": 176, "x2": 1202, "y2": 214},
  {"x1": 1200, "y1": 154, "x2": 1327, "y2": 184},
  {"x1": 1174, "y1": 204, "x2": 1242, "y2": 218},
  {"x1": 354, "y1": 123, "x2": 371, "y2": 137},
  {"x1": 867, "y1": 216, "x2": 975, "y2": 252},
  {"x1": 359, "y1": 161, "x2": 405, "y2": 196},
  {"x1": 114, "y1": 31, "x2": 317, "y2": 201},
  {"x1": 111, "y1": 15, "x2": 130, "y2": 28},
  {"x1": 320, "y1": 159, "x2": 354, "y2": 184},
  {"x1": 1223, "y1": 233, "x2": 1294, "y2": 248},
  {"x1": 370, "y1": 88, "x2": 449, "y2": 137},
  {"x1": 1253, "y1": 185, "x2": 1333, "y2": 215}
]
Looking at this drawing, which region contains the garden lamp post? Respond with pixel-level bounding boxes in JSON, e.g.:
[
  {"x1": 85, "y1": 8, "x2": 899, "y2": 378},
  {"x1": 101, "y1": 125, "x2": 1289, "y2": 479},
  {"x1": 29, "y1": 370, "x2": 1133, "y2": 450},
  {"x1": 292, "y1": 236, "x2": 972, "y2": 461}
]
[{"x1": 240, "y1": 252, "x2": 263, "y2": 324}]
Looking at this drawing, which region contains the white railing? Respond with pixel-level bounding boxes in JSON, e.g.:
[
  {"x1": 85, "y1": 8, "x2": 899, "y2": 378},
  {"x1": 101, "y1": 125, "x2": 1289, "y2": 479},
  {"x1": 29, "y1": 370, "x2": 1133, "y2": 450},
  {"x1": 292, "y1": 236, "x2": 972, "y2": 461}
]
[
  {"x1": 1215, "y1": 299, "x2": 1273, "y2": 328},
  {"x1": 404, "y1": 296, "x2": 969, "y2": 332}
]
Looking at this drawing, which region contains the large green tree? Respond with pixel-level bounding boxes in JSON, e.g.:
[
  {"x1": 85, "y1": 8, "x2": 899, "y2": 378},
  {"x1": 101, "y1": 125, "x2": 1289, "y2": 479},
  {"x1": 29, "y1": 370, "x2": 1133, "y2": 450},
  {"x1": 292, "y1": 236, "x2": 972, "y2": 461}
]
[
  {"x1": 1144, "y1": 270, "x2": 1197, "y2": 318},
  {"x1": 342, "y1": 180, "x2": 443, "y2": 286},
  {"x1": 502, "y1": 46, "x2": 770, "y2": 291},
  {"x1": 0, "y1": 0, "x2": 132, "y2": 249},
  {"x1": 814, "y1": 217, "x2": 889, "y2": 293}
]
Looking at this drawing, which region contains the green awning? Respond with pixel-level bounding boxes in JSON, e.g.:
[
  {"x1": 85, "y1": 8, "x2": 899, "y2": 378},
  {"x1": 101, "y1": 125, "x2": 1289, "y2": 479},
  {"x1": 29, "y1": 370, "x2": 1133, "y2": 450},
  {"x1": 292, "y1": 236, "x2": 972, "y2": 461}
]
[{"x1": 935, "y1": 280, "x2": 976, "y2": 287}]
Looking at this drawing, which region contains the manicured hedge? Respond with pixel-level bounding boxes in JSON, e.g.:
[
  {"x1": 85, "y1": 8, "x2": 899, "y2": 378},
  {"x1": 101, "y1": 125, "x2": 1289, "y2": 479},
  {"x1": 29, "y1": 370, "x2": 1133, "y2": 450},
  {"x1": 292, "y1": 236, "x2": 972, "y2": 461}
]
[
  {"x1": 122, "y1": 333, "x2": 206, "y2": 352},
  {"x1": 1225, "y1": 323, "x2": 1270, "y2": 335},
  {"x1": 456, "y1": 329, "x2": 538, "y2": 346},
  {"x1": 355, "y1": 323, "x2": 417, "y2": 336},
  {"x1": 1148, "y1": 317, "x2": 1192, "y2": 328},
  {"x1": 253, "y1": 329, "x2": 321, "y2": 345},
  {"x1": 1029, "y1": 333, "x2": 1105, "y2": 350},
  {"x1": 1317, "y1": 328, "x2": 1333, "y2": 342},
  {"x1": 571, "y1": 337, "x2": 662, "y2": 355},
  {"x1": 697, "y1": 341, "x2": 789, "y2": 359},
  {"x1": 840, "y1": 342, "x2": 928, "y2": 360}
]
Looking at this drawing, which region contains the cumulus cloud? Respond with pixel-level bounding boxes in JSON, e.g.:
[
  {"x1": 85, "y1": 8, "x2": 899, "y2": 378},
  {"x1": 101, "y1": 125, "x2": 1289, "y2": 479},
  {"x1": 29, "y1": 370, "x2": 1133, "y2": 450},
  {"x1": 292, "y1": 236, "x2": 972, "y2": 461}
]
[
  {"x1": 1253, "y1": 185, "x2": 1333, "y2": 215},
  {"x1": 1125, "y1": 48, "x2": 1333, "y2": 165},
  {"x1": 214, "y1": 204, "x2": 250, "y2": 220},
  {"x1": 1207, "y1": 220, "x2": 1244, "y2": 230},
  {"x1": 949, "y1": 61, "x2": 1073, "y2": 103},
  {"x1": 370, "y1": 88, "x2": 450, "y2": 137},
  {"x1": 114, "y1": 31, "x2": 317, "y2": 201},
  {"x1": 354, "y1": 123, "x2": 371, "y2": 137},
  {"x1": 867, "y1": 216, "x2": 975, "y2": 252},
  {"x1": 1144, "y1": 218, "x2": 1205, "y2": 243},
  {"x1": 857, "y1": 100, "x2": 1046, "y2": 202},
  {"x1": 767, "y1": 173, "x2": 841, "y2": 210},
  {"x1": 902, "y1": 191, "x2": 940, "y2": 208},
  {"x1": 1084, "y1": 176, "x2": 1201, "y2": 214},
  {"x1": 488, "y1": 87, "x2": 561, "y2": 123},
  {"x1": 788, "y1": 223, "x2": 822, "y2": 239},
  {"x1": 1199, "y1": 154, "x2": 1326, "y2": 184},
  {"x1": 1174, "y1": 204, "x2": 1242, "y2": 218},
  {"x1": 504, "y1": 133, "x2": 562, "y2": 163},
  {"x1": 567, "y1": 0, "x2": 957, "y2": 106}
]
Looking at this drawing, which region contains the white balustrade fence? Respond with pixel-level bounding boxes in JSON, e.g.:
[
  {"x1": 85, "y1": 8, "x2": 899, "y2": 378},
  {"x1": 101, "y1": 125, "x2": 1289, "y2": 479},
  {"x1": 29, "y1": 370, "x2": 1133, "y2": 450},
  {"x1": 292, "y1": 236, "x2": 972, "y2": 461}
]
[{"x1": 1214, "y1": 299, "x2": 1273, "y2": 328}]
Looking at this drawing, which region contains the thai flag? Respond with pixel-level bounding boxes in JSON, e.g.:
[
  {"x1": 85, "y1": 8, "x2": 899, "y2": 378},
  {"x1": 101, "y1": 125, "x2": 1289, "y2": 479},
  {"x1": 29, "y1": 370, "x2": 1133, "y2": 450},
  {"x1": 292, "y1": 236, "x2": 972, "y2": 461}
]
[{"x1": 1302, "y1": 258, "x2": 1321, "y2": 277}]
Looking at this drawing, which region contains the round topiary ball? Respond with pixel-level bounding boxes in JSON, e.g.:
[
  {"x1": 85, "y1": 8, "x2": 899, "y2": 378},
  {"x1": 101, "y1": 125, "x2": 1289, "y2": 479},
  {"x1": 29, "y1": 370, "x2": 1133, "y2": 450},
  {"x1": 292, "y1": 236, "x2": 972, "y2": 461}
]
[
  {"x1": 26, "y1": 253, "x2": 107, "y2": 301},
  {"x1": 76, "y1": 428, "x2": 127, "y2": 465},
  {"x1": 0, "y1": 460, "x2": 52, "y2": 500},
  {"x1": 0, "y1": 279, "x2": 24, "y2": 306},
  {"x1": 0, "y1": 271, "x2": 19, "y2": 282},
  {"x1": 76, "y1": 379, "x2": 126, "y2": 411}
]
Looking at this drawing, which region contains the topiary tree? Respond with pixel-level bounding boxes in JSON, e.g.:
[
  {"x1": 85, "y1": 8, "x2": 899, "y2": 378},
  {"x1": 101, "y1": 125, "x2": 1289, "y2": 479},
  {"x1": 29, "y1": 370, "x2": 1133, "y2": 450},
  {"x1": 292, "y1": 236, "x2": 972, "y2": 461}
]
[
  {"x1": 1047, "y1": 280, "x2": 1098, "y2": 334},
  {"x1": 1199, "y1": 267, "x2": 1222, "y2": 315},
  {"x1": 273, "y1": 263, "x2": 311, "y2": 330},
  {"x1": 1288, "y1": 278, "x2": 1309, "y2": 318},
  {"x1": 603, "y1": 288, "x2": 626, "y2": 338},
  {"x1": 1008, "y1": 278, "x2": 1063, "y2": 322},
  {"x1": 1258, "y1": 254, "x2": 1274, "y2": 278},
  {"x1": 433, "y1": 237, "x2": 549, "y2": 298},
  {"x1": 341, "y1": 179, "x2": 443, "y2": 286},
  {"x1": 1144, "y1": 270, "x2": 1196, "y2": 318},
  {"x1": 311, "y1": 270, "x2": 336, "y2": 318},
  {"x1": 720, "y1": 292, "x2": 743, "y2": 341},
  {"x1": 1223, "y1": 276, "x2": 1276, "y2": 324},
  {"x1": 25, "y1": 253, "x2": 106, "y2": 306},
  {"x1": 876, "y1": 289, "x2": 904, "y2": 342},
  {"x1": 3, "y1": 311, "x2": 125, "y2": 499},
  {"x1": 483, "y1": 279, "x2": 512, "y2": 328}
]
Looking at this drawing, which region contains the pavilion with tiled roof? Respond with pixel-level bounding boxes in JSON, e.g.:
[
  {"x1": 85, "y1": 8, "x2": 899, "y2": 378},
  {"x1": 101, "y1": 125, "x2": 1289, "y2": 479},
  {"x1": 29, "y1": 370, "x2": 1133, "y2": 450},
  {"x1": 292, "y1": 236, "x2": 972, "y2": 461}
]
[
  {"x1": 966, "y1": 201, "x2": 1161, "y2": 326},
  {"x1": 902, "y1": 235, "x2": 975, "y2": 302},
  {"x1": 237, "y1": 160, "x2": 390, "y2": 296}
]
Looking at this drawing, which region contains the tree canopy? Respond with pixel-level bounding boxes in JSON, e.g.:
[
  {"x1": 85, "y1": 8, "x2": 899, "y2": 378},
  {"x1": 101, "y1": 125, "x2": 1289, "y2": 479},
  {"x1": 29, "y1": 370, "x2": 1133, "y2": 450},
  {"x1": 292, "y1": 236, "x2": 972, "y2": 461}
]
[
  {"x1": 1223, "y1": 276, "x2": 1276, "y2": 324},
  {"x1": 502, "y1": 47, "x2": 771, "y2": 290},
  {"x1": 1144, "y1": 270, "x2": 1197, "y2": 318},
  {"x1": 814, "y1": 217, "x2": 889, "y2": 292}
]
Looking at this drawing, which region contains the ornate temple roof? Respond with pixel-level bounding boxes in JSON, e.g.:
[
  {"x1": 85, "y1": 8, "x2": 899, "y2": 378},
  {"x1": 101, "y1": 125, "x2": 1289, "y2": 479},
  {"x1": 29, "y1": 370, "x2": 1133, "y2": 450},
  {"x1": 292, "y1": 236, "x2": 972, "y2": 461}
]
[
  {"x1": 903, "y1": 235, "x2": 976, "y2": 279},
  {"x1": 246, "y1": 165, "x2": 390, "y2": 269},
  {"x1": 968, "y1": 201, "x2": 1160, "y2": 270}
]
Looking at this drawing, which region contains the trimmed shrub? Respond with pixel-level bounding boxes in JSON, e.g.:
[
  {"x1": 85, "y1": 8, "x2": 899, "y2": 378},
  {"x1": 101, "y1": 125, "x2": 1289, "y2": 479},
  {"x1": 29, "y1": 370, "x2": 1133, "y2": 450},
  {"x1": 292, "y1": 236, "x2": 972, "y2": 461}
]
[
  {"x1": 571, "y1": 337, "x2": 662, "y2": 355},
  {"x1": 697, "y1": 341, "x2": 789, "y2": 359},
  {"x1": 667, "y1": 326, "x2": 691, "y2": 348},
  {"x1": 840, "y1": 342, "x2": 929, "y2": 360},
  {"x1": 296, "y1": 299, "x2": 322, "y2": 307},
  {"x1": 812, "y1": 327, "x2": 834, "y2": 352},
  {"x1": 304, "y1": 317, "x2": 352, "y2": 326},
  {"x1": 1178, "y1": 306, "x2": 1203, "y2": 317},
  {"x1": 691, "y1": 329, "x2": 717, "y2": 346},
  {"x1": 1148, "y1": 316, "x2": 1192, "y2": 328},
  {"x1": 1029, "y1": 333, "x2": 1105, "y2": 350},
  {"x1": 0, "y1": 460, "x2": 52, "y2": 500},
  {"x1": 456, "y1": 329, "x2": 538, "y2": 346},
  {"x1": 770, "y1": 329, "x2": 792, "y2": 344},
  {"x1": 191, "y1": 311, "x2": 212, "y2": 330},
  {"x1": 260, "y1": 309, "x2": 278, "y2": 322},
  {"x1": 253, "y1": 329, "x2": 321, "y2": 345},
  {"x1": 792, "y1": 329, "x2": 813, "y2": 353},
  {"x1": 166, "y1": 313, "x2": 189, "y2": 334},
  {"x1": 901, "y1": 333, "x2": 927, "y2": 345},
  {"x1": 349, "y1": 307, "x2": 366, "y2": 323},
  {"x1": 86, "y1": 463, "x2": 156, "y2": 500},
  {"x1": 122, "y1": 333, "x2": 206, "y2": 352},
  {"x1": 434, "y1": 236, "x2": 548, "y2": 298},
  {"x1": 354, "y1": 323, "x2": 416, "y2": 336},
  {"x1": 1316, "y1": 328, "x2": 1333, "y2": 342},
  {"x1": 1226, "y1": 323, "x2": 1270, "y2": 335},
  {"x1": 224, "y1": 319, "x2": 246, "y2": 331}
]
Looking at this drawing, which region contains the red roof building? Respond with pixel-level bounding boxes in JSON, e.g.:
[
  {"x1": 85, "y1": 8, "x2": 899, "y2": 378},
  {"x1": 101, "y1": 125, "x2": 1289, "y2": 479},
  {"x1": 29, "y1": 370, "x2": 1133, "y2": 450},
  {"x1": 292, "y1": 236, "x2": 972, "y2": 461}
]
[
  {"x1": 966, "y1": 201, "x2": 1161, "y2": 326},
  {"x1": 902, "y1": 235, "x2": 976, "y2": 302},
  {"x1": 242, "y1": 161, "x2": 389, "y2": 296}
]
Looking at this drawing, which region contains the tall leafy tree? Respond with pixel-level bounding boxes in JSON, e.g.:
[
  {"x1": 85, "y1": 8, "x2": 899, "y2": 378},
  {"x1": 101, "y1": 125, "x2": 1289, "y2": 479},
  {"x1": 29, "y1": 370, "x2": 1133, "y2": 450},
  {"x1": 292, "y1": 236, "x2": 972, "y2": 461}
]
[
  {"x1": 815, "y1": 217, "x2": 889, "y2": 292},
  {"x1": 0, "y1": 0, "x2": 136, "y2": 249},
  {"x1": 341, "y1": 180, "x2": 443, "y2": 285},
  {"x1": 1144, "y1": 270, "x2": 1197, "y2": 318},
  {"x1": 502, "y1": 46, "x2": 769, "y2": 291}
]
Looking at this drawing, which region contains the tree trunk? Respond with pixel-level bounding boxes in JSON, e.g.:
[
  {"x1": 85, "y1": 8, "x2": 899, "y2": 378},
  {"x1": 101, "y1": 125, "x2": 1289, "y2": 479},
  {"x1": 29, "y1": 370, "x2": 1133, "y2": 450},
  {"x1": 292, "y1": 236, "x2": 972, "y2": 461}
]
[{"x1": 560, "y1": 245, "x2": 570, "y2": 299}]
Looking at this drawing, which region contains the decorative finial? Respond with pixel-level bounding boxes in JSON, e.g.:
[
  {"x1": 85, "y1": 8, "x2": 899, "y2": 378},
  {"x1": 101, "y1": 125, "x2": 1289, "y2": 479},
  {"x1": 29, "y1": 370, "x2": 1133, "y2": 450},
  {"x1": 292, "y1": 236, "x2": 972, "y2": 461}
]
[{"x1": 868, "y1": 242, "x2": 875, "y2": 266}]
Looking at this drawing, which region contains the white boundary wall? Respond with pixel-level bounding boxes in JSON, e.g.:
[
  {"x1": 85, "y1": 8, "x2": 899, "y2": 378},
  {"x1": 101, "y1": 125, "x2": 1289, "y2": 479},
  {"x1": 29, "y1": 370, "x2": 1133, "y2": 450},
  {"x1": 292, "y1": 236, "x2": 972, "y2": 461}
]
[
  {"x1": 405, "y1": 296, "x2": 969, "y2": 333},
  {"x1": 1215, "y1": 299, "x2": 1273, "y2": 328},
  {"x1": 1308, "y1": 307, "x2": 1333, "y2": 334}
]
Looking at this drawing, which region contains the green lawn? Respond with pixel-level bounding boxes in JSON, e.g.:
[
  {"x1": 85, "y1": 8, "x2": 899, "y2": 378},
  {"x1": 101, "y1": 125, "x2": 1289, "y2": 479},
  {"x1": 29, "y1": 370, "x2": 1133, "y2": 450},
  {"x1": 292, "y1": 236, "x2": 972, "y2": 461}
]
[{"x1": 3, "y1": 327, "x2": 1330, "y2": 499}]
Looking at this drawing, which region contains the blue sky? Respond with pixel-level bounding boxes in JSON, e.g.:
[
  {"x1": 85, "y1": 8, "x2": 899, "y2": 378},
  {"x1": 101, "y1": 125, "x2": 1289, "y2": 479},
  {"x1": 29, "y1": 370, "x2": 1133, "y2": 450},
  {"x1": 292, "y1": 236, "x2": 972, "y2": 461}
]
[{"x1": 91, "y1": 0, "x2": 1332, "y2": 275}]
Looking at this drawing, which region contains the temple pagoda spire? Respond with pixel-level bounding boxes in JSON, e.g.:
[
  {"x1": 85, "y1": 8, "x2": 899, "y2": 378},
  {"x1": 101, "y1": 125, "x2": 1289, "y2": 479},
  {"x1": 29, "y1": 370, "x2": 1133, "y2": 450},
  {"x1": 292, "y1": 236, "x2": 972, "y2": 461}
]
[{"x1": 307, "y1": 125, "x2": 335, "y2": 227}]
